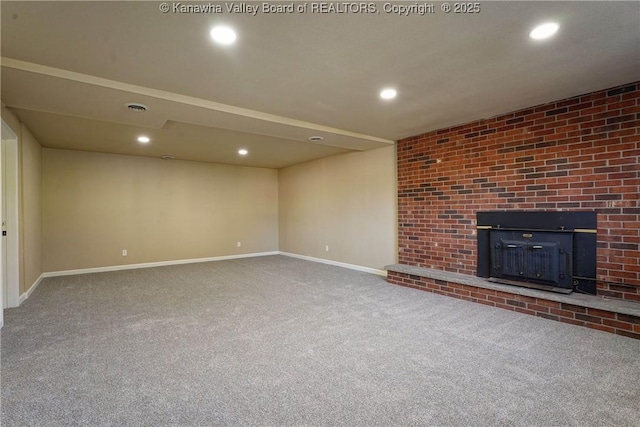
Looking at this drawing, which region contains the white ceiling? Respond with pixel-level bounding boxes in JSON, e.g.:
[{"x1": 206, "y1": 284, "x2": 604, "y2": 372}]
[{"x1": 1, "y1": 1, "x2": 639, "y2": 168}]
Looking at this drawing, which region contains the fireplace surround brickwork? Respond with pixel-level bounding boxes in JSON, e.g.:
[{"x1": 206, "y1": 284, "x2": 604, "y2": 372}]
[{"x1": 394, "y1": 82, "x2": 640, "y2": 303}]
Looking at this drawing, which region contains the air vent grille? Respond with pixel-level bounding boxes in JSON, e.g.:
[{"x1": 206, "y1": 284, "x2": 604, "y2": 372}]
[{"x1": 125, "y1": 102, "x2": 149, "y2": 112}]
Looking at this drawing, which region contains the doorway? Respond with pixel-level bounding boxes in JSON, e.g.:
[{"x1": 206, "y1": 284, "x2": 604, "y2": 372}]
[{"x1": 1, "y1": 119, "x2": 20, "y2": 327}]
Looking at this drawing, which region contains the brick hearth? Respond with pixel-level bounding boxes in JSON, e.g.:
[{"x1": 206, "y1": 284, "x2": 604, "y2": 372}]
[{"x1": 386, "y1": 266, "x2": 640, "y2": 340}]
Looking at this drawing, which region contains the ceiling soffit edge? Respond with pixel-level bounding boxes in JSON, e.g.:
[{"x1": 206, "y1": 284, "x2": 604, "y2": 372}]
[{"x1": 0, "y1": 57, "x2": 394, "y2": 147}]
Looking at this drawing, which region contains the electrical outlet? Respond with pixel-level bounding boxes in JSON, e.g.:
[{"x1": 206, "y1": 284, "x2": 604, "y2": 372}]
[
  {"x1": 325, "y1": 245, "x2": 329, "y2": 252},
  {"x1": 237, "y1": 241, "x2": 242, "y2": 248},
  {"x1": 122, "y1": 249, "x2": 127, "y2": 256}
]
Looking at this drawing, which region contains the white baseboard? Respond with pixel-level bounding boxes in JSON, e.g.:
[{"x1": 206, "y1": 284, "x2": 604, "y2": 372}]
[
  {"x1": 19, "y1": 273, "x2": 45, "y2": 305},
  {"x1": 42, "y1": 251, "x2": 280, "y2": 278},
  {"x1": 29, "y1": 250, "x2": 384, "y2": 292},
  {"x1": 278, "y1": 252, "x2": 387, "y2": 277}
]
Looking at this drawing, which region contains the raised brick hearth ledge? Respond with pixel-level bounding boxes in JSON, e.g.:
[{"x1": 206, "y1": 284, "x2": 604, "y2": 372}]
[{"x1": 386, "y1": 264, "x2": 640, "y2": 340}]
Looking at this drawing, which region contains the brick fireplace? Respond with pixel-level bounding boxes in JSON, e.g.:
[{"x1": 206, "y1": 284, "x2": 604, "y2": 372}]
[{"x1": 387, "y1": 82, "x2": 640, "y2": 339}]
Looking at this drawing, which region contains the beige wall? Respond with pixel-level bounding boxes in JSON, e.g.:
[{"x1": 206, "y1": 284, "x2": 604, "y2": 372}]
[
  {"x1": 278, "y1": 145, "x2": 396, "y2": 271},
  {"x1": 3, "y1": 109, "x2": 395, "y2": 281},
  {"x1": 42, "y1": 149, "x2": 278, "y2": 271},
  {"x1": 20, "y1": 125, "x2": 43, "y2": 293}
]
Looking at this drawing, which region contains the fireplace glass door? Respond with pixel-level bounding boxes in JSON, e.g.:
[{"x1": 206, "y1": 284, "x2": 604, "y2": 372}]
[{"x1": 489, "y1": 230, "x2": 573, "y2": 290}]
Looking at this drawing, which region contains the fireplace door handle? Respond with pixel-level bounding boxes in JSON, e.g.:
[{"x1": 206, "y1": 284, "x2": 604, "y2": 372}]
[
  {"x1": 560, "y1": 251, "x2": 572, "y2": 281},
  {"x1": 492, "y1": 244, "x2": 501, "y2": 271}
]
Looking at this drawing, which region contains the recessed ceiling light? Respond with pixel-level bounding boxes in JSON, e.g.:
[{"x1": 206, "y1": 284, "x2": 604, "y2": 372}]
[
  {"x1": 380, "y1": 88, "x2": 397, "y2": 100},
  {"x1": 137, "y1": 136, "x2": 150, "y2": 143},
  {"x1": 529, "y1": 22, "x2": 559, "y2": 40},
  {"x1": 238, "y1": 149, "x2": 248, "y2": 156},
  {"x1": 161, "y1": 155, "x2": 175, "y2": 160},
  {"x1": 308, "y1": 136, "x2": 324, "y2": 142},
  {"x1": 210, "y1": 26, "x2": 237, "y2": 45}
]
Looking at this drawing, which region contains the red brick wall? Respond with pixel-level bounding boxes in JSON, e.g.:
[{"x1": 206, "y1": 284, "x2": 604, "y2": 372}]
[{"x1": 397, "y1": 82, "x2": 640, "y2": 301}]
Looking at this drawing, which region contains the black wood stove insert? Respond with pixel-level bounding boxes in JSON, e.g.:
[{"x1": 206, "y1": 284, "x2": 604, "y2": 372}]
[{"x1": 476, "y1": 211, "x2": 597, "y2": 295}]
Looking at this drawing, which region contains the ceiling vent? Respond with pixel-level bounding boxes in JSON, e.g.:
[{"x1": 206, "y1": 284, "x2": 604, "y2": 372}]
[{"x1": 125, "y1": 102, "x2": 149, "y2": 112}]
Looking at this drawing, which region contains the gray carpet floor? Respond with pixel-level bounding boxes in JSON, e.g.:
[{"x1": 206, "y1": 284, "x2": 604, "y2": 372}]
[{"x1": 2, "y1": 255, "x2": 639, "y2": 426}]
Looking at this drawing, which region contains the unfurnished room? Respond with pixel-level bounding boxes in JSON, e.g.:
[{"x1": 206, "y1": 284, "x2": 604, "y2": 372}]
[{"x1": 1, "y1": 1, "x2": 639, "y2": 426}]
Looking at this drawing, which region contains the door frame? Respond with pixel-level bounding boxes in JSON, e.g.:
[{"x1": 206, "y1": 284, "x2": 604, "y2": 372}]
[{"x1": 1, "y1": 119, "x2": 21, "y2": 317}]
